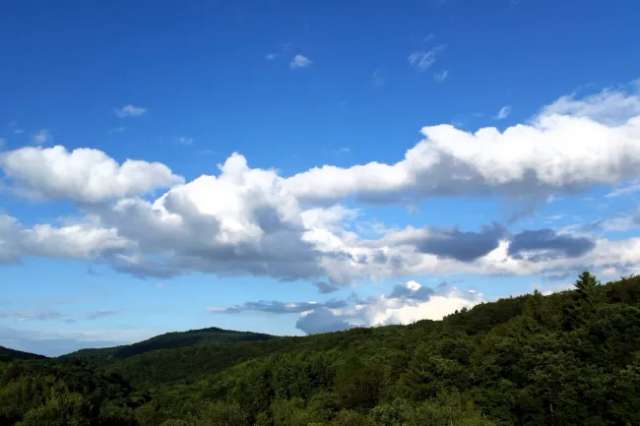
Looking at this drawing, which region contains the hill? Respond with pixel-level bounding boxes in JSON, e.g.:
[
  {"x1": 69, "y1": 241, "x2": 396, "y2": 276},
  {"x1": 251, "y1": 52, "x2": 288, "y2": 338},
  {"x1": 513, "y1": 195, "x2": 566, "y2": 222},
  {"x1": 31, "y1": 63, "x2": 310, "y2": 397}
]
[
  {"x1": 64, "y1": 326, "x2": 275, "y2": 362},
  {"x1": 0, "y1": 346, "x2": 45, "y2": 362},
  {"x1": 2, "y1": 272, "x2": 640, "y2": 425}
]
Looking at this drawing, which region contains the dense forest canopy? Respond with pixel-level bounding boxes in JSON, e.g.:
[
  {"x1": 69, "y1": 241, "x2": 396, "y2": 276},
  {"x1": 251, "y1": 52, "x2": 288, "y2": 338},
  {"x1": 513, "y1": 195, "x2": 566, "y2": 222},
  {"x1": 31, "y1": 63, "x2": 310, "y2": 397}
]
[{"x1": 2, "y1": 272, "x2": 640, "y2": 425}]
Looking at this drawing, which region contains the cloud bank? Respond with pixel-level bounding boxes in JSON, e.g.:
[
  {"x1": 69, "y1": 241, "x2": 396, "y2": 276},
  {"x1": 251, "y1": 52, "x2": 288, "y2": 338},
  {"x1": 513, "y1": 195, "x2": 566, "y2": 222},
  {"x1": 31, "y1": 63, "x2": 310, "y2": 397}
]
[
  {"x1": 285, "y1": 95, "x2": 640, "y2": 203},
  {"x1": 1, "y1": 85, "x2": 640, "y2": 284},
  {"x1": 210, "y1": 280, "x2": 482, "y2": 334}
]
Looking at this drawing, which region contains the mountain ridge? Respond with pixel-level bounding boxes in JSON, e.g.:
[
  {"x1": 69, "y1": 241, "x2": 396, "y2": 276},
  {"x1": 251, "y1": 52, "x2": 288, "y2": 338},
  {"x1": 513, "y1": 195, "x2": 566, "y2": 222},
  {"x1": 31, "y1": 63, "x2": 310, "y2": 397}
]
[
  {"x1": 62, "y1": 326, "x2": 275, "y2": 361},
  {"x1": 0, "y1": 345, "x2": 46, "y2": 361}
]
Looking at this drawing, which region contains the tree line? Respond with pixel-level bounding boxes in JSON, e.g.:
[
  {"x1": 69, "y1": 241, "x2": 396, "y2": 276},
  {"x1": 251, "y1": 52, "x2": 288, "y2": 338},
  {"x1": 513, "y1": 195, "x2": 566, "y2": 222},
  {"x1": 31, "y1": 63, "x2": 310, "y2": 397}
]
[{"x1": 1, "y1": 272, "x2": 640, "y2": 425}]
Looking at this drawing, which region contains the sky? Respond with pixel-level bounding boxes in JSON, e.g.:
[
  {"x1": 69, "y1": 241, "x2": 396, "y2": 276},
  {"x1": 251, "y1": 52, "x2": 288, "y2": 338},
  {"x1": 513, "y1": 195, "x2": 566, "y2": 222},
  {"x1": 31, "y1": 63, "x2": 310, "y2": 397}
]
[{"x1": 1, "y1": 0, "x2": 640, "y2": 356}]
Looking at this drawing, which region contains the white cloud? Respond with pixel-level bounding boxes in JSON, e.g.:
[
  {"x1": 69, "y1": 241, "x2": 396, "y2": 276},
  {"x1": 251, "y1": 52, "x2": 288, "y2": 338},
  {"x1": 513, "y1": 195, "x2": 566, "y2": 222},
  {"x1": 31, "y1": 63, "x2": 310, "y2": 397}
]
[
  {"x1": 284, "y1": 88, "x2": 640, "y2": 204},
  {"x1": 541, "y1": 86, "x2": 640, "y2": 125},
  {"x1": 0, "y1": 145, "x2": 184, "y2": 203},
  {"x1": 32, "y1": 129, "x2": 51, "y2": 144},
  {"x1": 2, "y1": 84, "x2": 640, "y2": 284},
  {"x1": 3, "y1": 188, "x2": 637, "y2": 284},
  {"x1": 495, "y1": 105, "x2": 511, "y2": 120},
  {"x1": 11, "y1": 87, "x2": 637, "y2": 211},
  {"x1": 24, "y1": 222, "x2": 129, "y2": 259},
  {"x1": 290, "y1": 54, "x2": 312, "y2": 69},
  {"x1": 93, "y1": 153, "x2": 331, "y2": 280},
  {"x1": 408, "y1": 45, "x2": 446, "y2": 71},
  {"x1": 0, "y1": 152, "x2": 638, "y2": 285},
  {"x1": 366, "y1": 289, "x2": 480, "y2": 327},
  {"x1": 0, "y1": 214, "x2": 129, "y2": 264},
  {"x1": 114, "y1": 104, "x2": 147, "y2": 118}
]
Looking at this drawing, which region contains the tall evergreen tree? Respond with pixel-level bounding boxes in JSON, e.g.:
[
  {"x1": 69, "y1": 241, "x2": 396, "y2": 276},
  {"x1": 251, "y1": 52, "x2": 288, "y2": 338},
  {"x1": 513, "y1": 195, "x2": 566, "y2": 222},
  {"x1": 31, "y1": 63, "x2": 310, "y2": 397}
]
[{"x1": 575, "y1": 271, "x2": 600, "y2": 301}]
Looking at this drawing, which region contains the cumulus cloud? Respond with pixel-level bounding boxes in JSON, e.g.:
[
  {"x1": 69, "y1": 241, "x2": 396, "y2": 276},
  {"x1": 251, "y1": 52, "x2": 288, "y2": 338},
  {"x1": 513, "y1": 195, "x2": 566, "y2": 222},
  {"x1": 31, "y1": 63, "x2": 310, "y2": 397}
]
[
  {"x1": 1, "y1": 85, "x2": 640, "y2": 284},
  {"x1": 0, "y1": 214, "x2": 129, "y2": 264},
  {"x1": 114, "y1": 104, "x2": 147, "y2": 118},
  {"x1": 0, "y1": 148, "x2": 636, "y2": 284},
  {"x1": 284, "y1": 87, "x2": 640, "y2": 203},
  {"x1": 93, "y1": 153, "x2": 332, "y2": 280},
  {"x1": 0, "y1": 145, "x2": 183, "y2": 203},
  {"x1": 290, "y1": 54, "x2": 312, "y2": 69},
  {"x1": 211, "y1": 280, "x2": 482, "y2": 334}
]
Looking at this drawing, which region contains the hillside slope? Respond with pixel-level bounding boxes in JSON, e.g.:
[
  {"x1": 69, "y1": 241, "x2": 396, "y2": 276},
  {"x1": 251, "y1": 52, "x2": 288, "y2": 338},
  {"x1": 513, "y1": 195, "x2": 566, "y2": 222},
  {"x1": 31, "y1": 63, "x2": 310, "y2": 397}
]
[
  {"x1": 2, "y1": 273, "x2": 640, "y2": 425},
  {"x1": 65, "y1": 326, "x2": 275, "y2": 362},
  {"x1": 0, "y1": 346, "x2": 45, "y2": 362}
]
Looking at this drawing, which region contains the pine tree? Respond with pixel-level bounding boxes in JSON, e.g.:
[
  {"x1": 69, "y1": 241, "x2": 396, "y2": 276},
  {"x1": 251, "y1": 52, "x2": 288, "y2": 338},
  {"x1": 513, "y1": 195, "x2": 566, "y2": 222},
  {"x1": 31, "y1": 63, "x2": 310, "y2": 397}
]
[
  {"x1": 563, "y1": 272, "x2": 602, "y2": 330},
  {"x1": 575, "y1": 271, "x2": 600, "y2": 305}
]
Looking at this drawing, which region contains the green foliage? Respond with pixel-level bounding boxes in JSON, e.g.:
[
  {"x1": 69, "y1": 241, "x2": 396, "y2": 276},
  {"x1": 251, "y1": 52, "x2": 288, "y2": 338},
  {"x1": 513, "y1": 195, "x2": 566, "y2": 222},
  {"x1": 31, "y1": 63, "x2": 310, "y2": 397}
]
[
  {"x1": 3, "y1": 272, "x2": 640, "y2": 425},
  {"x1": 411, "y1": 392, "x2": 496, "y2": 426},
  {"x1": 575, "y1": 271, "x2": 600, "y2": 297},
  {"x1": 66, "y1": 327, "x2": 275, "y2": 363},
  {"x1": 334, "y1": 357, "x2": 385, "y2": 409},
  {"x1": 18, "y1": 391, "x2": 91, "y2": 426},
  {"x1": 0, "y1": 360, "x2": 138, "y2": 425}
]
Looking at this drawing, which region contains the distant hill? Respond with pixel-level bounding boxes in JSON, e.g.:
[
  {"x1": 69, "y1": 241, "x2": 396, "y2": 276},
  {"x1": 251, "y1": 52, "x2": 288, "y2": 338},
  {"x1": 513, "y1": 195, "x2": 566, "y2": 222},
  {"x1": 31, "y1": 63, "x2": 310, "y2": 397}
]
[
  {"x1": 64, "y1": 326, "x2": 275, "y2": 362},
  {"x1": 0, "y1": 345, "x2": 46, "y2": 361}
]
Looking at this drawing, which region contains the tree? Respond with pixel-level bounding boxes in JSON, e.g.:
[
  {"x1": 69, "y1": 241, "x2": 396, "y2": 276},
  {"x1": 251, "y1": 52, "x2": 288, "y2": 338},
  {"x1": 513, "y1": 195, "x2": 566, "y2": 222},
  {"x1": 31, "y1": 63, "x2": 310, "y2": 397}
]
[
  {"x1": 575, "y1": 271, "x2": 600, "y2": 303},
  {"x1": 563, "y1": 272, "x2": 601, "y2": 330}
]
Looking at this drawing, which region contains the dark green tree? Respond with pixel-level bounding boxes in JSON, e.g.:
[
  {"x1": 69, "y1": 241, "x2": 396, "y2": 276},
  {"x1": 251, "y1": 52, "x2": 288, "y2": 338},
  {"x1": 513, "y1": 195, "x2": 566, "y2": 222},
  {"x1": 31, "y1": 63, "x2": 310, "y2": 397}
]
[{"x1": 575, "y1": 271, "x2": 600, "y2": 303}]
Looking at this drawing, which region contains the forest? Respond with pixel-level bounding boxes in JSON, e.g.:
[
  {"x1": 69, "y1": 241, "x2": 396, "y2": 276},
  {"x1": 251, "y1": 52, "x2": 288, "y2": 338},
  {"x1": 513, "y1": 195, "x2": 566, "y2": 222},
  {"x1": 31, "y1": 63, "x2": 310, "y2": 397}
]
[{"x1": 1, "y1": 272, "x2": 640, "y2": 425}]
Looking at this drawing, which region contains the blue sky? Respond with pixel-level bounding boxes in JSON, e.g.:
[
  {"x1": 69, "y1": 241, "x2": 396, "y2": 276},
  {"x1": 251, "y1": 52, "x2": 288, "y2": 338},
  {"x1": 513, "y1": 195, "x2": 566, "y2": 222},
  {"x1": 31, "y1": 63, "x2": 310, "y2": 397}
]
[{"x1": 2, "y1": 0, "x2": 640, "y2": 355}]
